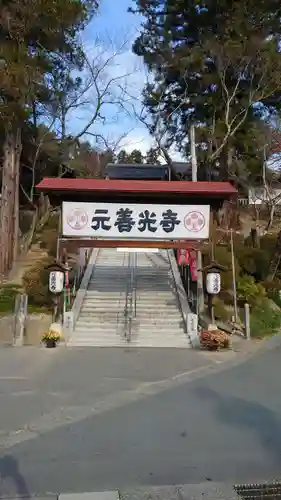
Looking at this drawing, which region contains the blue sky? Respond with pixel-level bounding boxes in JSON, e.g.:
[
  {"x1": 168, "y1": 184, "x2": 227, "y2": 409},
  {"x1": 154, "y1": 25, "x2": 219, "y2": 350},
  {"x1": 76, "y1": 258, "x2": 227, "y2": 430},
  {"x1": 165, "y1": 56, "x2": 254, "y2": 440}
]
[
  {"x1": 67, "y1": 0, "x2": 183, "y2": 160},
  {"x1": 83, "y1": 0, "x2": 141, "y2": 47},
  {"x1": 68, "y1": 0, "x2": 153, "y2": 155}
]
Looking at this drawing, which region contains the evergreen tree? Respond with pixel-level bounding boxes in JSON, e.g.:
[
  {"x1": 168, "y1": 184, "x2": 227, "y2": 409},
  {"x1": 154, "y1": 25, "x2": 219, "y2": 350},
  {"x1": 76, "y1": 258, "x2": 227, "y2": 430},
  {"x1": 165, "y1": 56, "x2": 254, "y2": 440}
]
[
  {"x1": 129, "y1": 149, "x2": 144, "y2": 163},
  {"x1": 0, "y1": 0, "x2": 99, "y2": 275},
  {"x1": 117, "y1": 149, "x2": 144, "y2": 163},
  {"x1": 131, "y1": 0, "x2": 281, "y2": 180},
  {"x1": 117, "y1": 149, "x2": 131, "y2": 163},
  {"x1": 145, "y1": 147, "x2": 160, "y2": 164}
]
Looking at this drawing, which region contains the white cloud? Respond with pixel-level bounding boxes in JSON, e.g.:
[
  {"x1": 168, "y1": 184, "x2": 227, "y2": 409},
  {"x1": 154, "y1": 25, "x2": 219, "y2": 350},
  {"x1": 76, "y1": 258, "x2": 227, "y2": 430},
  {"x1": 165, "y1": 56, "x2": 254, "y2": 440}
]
[
  {"x1": 68, "y1": 17, "x2": 185, "y2": 163},
  {"x1": 118, "y1": 129, "x2": 185, "y2": 162},
  {"x1": 118, "y1": 129, "x2": 153, "y2": 153}
]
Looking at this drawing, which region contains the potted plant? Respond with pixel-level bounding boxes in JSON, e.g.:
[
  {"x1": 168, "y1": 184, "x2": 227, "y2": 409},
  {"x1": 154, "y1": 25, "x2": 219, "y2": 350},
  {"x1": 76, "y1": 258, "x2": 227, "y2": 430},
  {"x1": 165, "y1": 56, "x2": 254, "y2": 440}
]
[
  {"x1": 200, "y1": 329, "x2": 230, "y2": 350},
  {"x1": 42, "y1": 330, "x2": 60, "y2": 348}
]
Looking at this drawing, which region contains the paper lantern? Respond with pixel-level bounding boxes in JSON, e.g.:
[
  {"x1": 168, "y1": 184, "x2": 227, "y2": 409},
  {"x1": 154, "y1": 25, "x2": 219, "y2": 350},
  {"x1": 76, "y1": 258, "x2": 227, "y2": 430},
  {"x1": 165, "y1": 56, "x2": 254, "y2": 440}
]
[
  {"x1": 206, "y1": 272, "x2": 221, "y2": 295},
  {"x1": 49, "y1": 271, "x2": 64, "y2": 294}
]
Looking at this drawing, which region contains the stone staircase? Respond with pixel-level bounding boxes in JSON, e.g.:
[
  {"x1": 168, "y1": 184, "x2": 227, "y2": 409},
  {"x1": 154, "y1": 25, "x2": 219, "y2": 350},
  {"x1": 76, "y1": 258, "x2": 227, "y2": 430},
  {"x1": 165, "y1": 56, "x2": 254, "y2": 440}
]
[
  {"x1": 68, "y1": 248, "x2": 191, "y2": 348},
  {"x1": 69, "y1": 248, "x2": 129, "y2": 347},
  {"x1": 131, "y1": 251, "x2": 191, "y2": 347}
]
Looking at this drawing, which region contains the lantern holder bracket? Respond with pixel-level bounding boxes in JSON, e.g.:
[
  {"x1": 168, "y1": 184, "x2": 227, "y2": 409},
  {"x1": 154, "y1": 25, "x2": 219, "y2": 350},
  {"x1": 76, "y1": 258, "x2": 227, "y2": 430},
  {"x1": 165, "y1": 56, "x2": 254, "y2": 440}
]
[
  {"x1": 45, "y1": 260, "x2": 72, "y2": 272},
  {"x1": 198, "y1": 260, "x2": 229, "y2": 274}
]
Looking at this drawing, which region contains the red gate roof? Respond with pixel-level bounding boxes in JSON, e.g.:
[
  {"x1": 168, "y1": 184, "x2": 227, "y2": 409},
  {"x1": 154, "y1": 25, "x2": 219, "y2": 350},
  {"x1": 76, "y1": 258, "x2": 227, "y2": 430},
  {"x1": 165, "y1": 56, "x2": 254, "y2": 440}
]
[{"x1": 36, "y1": 178, "x2": 237, "y2": 197}]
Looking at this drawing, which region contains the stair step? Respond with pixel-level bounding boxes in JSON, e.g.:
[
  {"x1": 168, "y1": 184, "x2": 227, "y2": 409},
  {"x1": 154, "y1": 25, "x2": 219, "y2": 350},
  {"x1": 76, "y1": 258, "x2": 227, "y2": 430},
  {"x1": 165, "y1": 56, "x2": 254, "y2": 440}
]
[
  {"x1": 82, "y1": 302, "x2": 178, "y2": 307},
  {"x1": 69, "y1": 333, "x2": 189, "y2": 340},
  {"x1": 78, "y1": 314, "x2": 181, "y2": 321},
  {"x1": 72, "y1": 332, "x2": 122, "y2": 338},
  {"x1": 85, "y1": 292, "x2": 127, "y2": 295},
  {"x1": 68, "y1": 248, "x2": 191, "y2": 348},
  {"x1": 84, "y1": 294, "x2": 126, "y2": 299},
  {"x1": 131, "y1": 332, "x2": 188, "y2": 337},
  {"x1": 82, "y1": 299, "x2": 126, "y2": 303},
  {"x1": 81, "y1": 306, "x2": 124, "y2": 310},
  {"x1": 75, "y1": 329, "x2": 185, "y2": 335},
  {"x1": 87, "y1": 287, "x2": 127, "y2": 291},
  {"x1": 68, "y1": 341, "x2": 190, "y2": 348},
  {"x1": 73, "y1": 330, "x2": 123, "y2": 336},
  {"x1": 81, "y1": 303, "x2": 179, "y2": 310},
  {"x1": 77, "y1": 315, "x2": 182, "y2": 322},
  {"x1": 88, "y1": 284, "x2": 127, "y2": 287},
  {"x1": 86, "y1": 292, "x2": 175, "y2": 297}
]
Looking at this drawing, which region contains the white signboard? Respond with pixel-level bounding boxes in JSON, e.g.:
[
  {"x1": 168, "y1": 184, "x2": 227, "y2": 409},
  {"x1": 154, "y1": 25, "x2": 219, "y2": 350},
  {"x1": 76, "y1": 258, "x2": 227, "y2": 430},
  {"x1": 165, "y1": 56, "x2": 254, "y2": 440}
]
[
  {"x1": 62, "y1": 202, "x2": 210, "y2": 240},
  {"x1": 187, "y1": 313, "x2": 199, "y2": 344},
  {"x1": 63, "y1": 311, "x2": 74, "y2": 336}
]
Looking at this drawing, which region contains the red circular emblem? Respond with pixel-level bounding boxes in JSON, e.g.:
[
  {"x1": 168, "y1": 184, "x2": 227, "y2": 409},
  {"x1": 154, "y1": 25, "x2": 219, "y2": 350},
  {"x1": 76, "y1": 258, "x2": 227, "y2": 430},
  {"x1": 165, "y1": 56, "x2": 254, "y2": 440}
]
[
  {"x1": 184, "y1": 211, "x2": 205, "y2": 232},
  {"x1": 67, "y1": 209, "x2": 88, "y2": 230}
]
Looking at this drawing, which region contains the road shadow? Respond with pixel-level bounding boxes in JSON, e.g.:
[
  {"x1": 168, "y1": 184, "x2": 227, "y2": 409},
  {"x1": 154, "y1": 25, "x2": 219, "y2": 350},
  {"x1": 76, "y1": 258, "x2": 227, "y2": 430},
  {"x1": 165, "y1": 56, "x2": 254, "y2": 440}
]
[
  {"x1": 193, "y1": 385, "x2": 281, "y2": 465},
  {"x1": 0, "y1": 455, "x2": 30, "y2": 498}
]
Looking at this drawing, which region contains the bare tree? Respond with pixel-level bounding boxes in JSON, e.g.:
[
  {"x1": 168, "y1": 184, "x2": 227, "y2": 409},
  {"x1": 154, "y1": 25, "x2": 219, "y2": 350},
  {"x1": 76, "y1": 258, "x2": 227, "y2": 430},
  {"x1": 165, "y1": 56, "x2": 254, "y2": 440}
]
[
  {"x1": 20, "y1": 39, "x2": 138, "y2": 206},
  {"x1": 250, "y1": 147, "x2": 281, "y2": 232},
  {"x1": 133, "y1": 37, "x2": 281, "y2": 182},
  {"x1": 46, "y1": 39, "x2": 138, "y2": 165},
  {"x1": 132, "y1": 81, "x2": 189, "y2": 178},
  {"x1": 200, "y1": 40, "x2": 281, "y2": 164},
  {"x1": 264, "y1": 117, "x2": 281, "y2": 170}
]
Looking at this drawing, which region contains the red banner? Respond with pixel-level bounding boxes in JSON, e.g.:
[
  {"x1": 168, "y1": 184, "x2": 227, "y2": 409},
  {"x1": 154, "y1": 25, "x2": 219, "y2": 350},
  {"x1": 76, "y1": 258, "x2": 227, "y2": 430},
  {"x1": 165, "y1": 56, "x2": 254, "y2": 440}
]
[
  {"x1": 189, "y1": 252, "x2": 198, "y2": 281},
  {"x1": 177, "y1": 249, "x2": 190, "y2": 265}
]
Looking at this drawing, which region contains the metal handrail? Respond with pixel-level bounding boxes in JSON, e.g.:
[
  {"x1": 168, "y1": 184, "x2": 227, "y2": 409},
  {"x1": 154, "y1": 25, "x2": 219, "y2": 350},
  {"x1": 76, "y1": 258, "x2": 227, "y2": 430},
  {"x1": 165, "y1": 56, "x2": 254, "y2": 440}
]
[
  {"x1": 132, "y1": 252, "x2": 137, "y2": 318},
  {"x1": 117, "y1": 251, "x2": 128, "y2": 328},
  {"x1": 124, "y1": 252, "x2": 138, "y2": 342},
  {"x1": 124, "y1": 252, "x2": 132, "y2": 341},
  {"x1": 124, "y1": 252, "x2": 131, "y2": 316}
]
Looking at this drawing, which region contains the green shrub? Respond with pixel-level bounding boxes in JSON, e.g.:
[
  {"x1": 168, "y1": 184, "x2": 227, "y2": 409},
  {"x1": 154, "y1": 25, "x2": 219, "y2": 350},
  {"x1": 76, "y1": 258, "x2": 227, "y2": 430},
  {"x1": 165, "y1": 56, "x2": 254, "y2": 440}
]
[
  {"x1": 235, "y1": 246, "x2": 270, "y2": 281},
  {"x1": 44, "y1": 212, "x2": 59, "y2": 230},
  {"x1": 250, "y1": 300, "x2": 281, "y2": 338},
  {"x1": 262, "y1": 279, "x2": 281, "y2": 308},
  {"x1": 259, "y1": 234, "x2": 277, "y2": 253},
  {"x1": 216, "y1": 230, "x2": 244, "y2": 248},
  {"x1": 40, "y1": 229, "x2": 58, "y2": 257},
  {"x1": 22, "y1": 257, "x2": 53, "y2": 308},
  {"x1": 38, "y1": 212, "x2": 59, "y2": 257},
  {"x1": 19, "y1": 211, "x2": 36, "y2": 236},
  {"x1": 0, "y1": 284, "x2": 22, "y2": 315},
  {"x1": 237, "y1": 275, "x2": 266, "y2": 305},
  {"x1": 213, "y1": 297, "x2": 232, "y2": 322},
  {"x1": 218, "y1": 289, "x2": 234, "y2": 306}
]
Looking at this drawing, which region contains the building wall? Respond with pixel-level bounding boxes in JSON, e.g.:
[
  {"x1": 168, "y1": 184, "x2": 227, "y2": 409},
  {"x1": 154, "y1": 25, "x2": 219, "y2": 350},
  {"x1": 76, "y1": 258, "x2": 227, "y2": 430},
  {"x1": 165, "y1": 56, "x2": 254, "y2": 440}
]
[{"x1": 248, "y1": 187, "x2": 281, "y2": 205}]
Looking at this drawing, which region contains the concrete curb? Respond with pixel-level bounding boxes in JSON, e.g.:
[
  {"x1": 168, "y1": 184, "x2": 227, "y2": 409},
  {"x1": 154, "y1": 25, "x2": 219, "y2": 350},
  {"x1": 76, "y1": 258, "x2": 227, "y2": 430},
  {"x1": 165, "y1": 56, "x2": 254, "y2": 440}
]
[
  {"x1": 1, "y1": 483, "x2": 240, "y2": 500},
  {"x1": 232, "y1": 332, "x2": 281, "y2": 359},
  {"x1": 167, "y1": 249, "x2": 192, "y2": 345},
  {"x1": 59, "y1": 493, "x2": 119, "y2": 500},
  {"x1": 70, "y1": 249, "x2": 100, "y2": 332},
  {"x1": 255, "y1": 331, "x2": 281, "y2": 352}
]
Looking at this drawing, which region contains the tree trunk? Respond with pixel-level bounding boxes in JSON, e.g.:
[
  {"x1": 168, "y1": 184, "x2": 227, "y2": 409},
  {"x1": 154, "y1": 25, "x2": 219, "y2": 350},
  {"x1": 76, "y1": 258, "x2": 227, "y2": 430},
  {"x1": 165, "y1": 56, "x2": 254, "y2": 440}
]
[
  {"x1": 250, "y1": 228, "x2": 258, "y2": 248},
  {"x1": 266, "y1": 229, "x2": 281, "y2": 281},
  {"x1": 59, "y1": 108, "x2": 67, "y2": 177},
  {"x1": 0, "y1": 127, "x2": 22, "y2": 277},
  {"x1": 13, "y1": 129, "x2": 21, "y2": 262},
  {"x1": 265, "y1": 204, "x2": 275, "y2": 232}
]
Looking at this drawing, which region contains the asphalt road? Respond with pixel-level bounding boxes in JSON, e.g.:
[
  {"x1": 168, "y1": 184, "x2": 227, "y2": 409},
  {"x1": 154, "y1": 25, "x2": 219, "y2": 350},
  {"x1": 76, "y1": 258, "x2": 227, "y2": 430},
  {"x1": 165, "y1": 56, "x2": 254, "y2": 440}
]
[{"x1": 0, "y1": 344, "x2": 281, "y2": 496}]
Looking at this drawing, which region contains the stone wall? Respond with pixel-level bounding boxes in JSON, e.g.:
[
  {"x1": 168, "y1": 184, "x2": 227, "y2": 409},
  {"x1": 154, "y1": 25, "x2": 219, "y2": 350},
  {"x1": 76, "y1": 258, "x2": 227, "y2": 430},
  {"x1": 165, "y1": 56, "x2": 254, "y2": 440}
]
[{"x1": 0, "y1": 313, "x2": 52, "y2": 346}]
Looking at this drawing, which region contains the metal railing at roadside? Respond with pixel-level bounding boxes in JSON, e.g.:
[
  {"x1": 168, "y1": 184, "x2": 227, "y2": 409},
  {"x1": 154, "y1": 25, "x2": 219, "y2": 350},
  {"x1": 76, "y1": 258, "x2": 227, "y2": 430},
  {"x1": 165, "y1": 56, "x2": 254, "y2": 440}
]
[
  {"x1": 234, "y1": 481, "x2": 281, "y2": 499},
  {"x1": 63, "y1": 248, "x2": 92, "y2": 313},
  {"x1": 133, "y1": 252, "x2": 137, "y2": 319}
]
